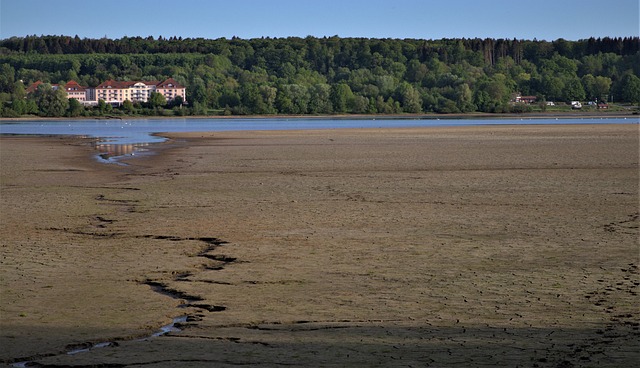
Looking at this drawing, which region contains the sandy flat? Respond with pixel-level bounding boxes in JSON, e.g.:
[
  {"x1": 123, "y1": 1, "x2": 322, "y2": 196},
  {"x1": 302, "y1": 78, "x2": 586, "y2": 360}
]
[{"x1": 1, "y1": 124, "x2": 639, "y2": 367}]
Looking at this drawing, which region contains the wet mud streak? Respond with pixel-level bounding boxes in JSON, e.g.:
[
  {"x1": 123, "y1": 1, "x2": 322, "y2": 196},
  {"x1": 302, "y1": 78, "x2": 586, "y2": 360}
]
[
  {"x1": 142, "y1": 280, "x2": 205, "y2": 303},
  {"x1": 94, "y1": 216, "x2": 115, "y2": 228}
]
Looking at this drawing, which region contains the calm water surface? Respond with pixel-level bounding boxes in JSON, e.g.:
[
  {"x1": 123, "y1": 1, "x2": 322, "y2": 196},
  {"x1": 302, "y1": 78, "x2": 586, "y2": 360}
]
[{"x1": 1, "y1": 117, "x2": 636, "y2": 162}]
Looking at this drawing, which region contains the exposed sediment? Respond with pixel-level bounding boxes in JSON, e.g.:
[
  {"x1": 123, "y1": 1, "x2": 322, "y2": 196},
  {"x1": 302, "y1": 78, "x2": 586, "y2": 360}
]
[{"x1": 1, "y1": 125, "x2": 639, "y2": 366}]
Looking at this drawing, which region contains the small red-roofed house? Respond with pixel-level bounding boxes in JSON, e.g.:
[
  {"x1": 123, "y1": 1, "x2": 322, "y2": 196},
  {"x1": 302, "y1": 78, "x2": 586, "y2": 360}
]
[{"x1": 26, "y1": 80, "x2": 44, "y2": 94}]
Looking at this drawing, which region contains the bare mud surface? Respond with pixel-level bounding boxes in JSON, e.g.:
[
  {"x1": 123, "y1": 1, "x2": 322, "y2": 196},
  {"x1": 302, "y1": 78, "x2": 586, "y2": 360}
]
[{"x1": 1, "y1": 125, "x2": 639, "y2": 367}]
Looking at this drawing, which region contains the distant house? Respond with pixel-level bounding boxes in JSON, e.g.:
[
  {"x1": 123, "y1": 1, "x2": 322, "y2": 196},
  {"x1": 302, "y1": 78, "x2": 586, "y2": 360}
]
[
  {"x1": 95, "y1": 78, "x2": 186, "y2": 105},
  {"x1": 25, "y1": 80, "x2": 44, "y2": 94},
  {"x1": 95, "y1": 80, "x2": 152, "y2": 105},
  {"x1": 27, "y1": 78, "x2": 186, "y2": 106},
  {"x1": 27, "y1": 80, "x2": 88, "y2": 102},
  {"x1": 519, "y1": 96, "x2": 537, "y2": 104},
  {"x1": 513, "y1": 94, "x2": 537, "y2": 104}
]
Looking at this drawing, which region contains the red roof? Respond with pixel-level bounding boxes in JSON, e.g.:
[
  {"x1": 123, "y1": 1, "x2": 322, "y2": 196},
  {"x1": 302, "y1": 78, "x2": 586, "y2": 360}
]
[
  {"x1": 28, "y1": 80, "x2": 90, "y2": 93},
  {"x1": 64, "y1": 80, "x2": 86, "y2": 92},
  {"x1": 26, "y1": 80, "x2": 44, "y2": 94},
  {"x1": 157, "y1": 78, "x2": 184, "y2": 89}
]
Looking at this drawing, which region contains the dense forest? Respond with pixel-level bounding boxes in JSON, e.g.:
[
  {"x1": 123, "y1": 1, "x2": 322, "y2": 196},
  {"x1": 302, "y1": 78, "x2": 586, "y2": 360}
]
[{"x1": 0, "y1": 35, "x2": 639, "y2": 117}]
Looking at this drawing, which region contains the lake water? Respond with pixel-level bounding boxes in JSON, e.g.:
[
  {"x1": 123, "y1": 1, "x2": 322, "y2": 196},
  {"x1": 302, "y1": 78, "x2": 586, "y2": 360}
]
[{"x1": 1, "y1": 117, "x2": 637, "y2": 162}]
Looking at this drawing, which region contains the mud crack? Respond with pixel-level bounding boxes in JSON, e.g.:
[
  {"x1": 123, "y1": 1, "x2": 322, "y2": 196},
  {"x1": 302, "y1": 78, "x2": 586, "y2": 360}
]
[
  {"x1": 140, "y1": 236, "x2": 235, "y2": 315},
  {"x1": 540, "y1": 263, "x2": 640, "y2": 367}
]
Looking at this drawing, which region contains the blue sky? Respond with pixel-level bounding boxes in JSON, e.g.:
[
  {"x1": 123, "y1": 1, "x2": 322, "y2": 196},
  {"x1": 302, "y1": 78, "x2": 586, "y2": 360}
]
[{"x1": 1, "y1": 0, "x2": 638, "y2": 40}]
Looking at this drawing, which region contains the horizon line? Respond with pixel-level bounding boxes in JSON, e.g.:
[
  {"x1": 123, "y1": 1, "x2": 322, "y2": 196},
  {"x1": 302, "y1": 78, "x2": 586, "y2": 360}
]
[{"x1": 2, "y1": 34, "x2": 639, "y2": 43}]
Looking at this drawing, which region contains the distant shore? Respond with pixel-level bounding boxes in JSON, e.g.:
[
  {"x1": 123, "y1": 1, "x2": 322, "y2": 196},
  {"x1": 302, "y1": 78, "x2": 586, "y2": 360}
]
[{"x1": 1, "y1": 110, "x2": 638, "y2": 122}]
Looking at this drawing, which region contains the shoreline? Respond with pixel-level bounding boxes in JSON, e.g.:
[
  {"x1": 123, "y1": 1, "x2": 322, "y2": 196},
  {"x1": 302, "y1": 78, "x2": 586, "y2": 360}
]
[
  {"x1": 3, "y1": 120, "x2": 637, "y2": 164},
  {"x1": 1, "y1": 110, "x2": 638, "y2": 122}
]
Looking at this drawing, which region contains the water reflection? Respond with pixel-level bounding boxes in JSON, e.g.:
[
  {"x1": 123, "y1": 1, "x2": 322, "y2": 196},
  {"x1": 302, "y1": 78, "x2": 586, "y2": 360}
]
[{"x1": 94, "y1": 141, "x2": 150, "y2": 161}]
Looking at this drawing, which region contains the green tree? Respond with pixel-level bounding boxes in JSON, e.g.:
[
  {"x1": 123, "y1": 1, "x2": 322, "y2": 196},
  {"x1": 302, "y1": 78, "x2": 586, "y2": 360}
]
[
  {"x1": 349, "y1": 95, "x2": 369, "y2": 114},
  {"x1": 539, "y1": 74, "x2": 564, "y2": 101},
  {"x1": 12, "y1": 80, "x2": 26, "y2": 100},
  {"x1": 275, "y1": 92, "x2": 294, "y2": 114},
  {"x1": 0, "y1": 63, "x2": 15, "y2": 94},
  {"x1": 98, "y1": 99, "x2": 112, "y2": 114},
  {"x1": 257, "y1": 86, "x2": 277, "y2": 114},
  {"x1": 190, "y1": 82, "x2": 208, "y2": 105},
  {"x1": 123, "y1": 99, "x2": 135, "y2": 113},
  {"x1": 171, "y1": 96, "x2": 184, "y2": 109},
  {"x1": 276, "y1": 84, "x2": 309, "y2": 114},
  {"x1": 455, "y1": 83, "x2": 475, "y2": 112},
  {"x1": 149, "y1": 92, "x2": 166, "y2": 108},
  {"x1": 25, "y1": 99, "x2": 39, "y2": 114},
  {"x1": 583, "y1": 75, "x2": 612, "y2": 101},
  {"x1": 67, "y1": 98, "x2": 84, "y2": 117},
  {"x1": 617, "y1": 73, "x2": 640, "y2": 103},
  {"x1": 581, "y1": 74, "x2": 596, "y2": 99},
  {"x1": 473, "y1": 89, "x2": 491, "y2": 112},
  {"x1": 191, "y1": 101, "x2": 207, "y2": 115},
  {"x1": 375, "y1": 96, "x2": 392, "y2": 114},
  {"x1": 406, "y1": 59, "x2": 428, "y2": 83},
  {"x1": 592, "y1": 76, "x2": 612, "y2": 101},
  {"x1": 10, "y1": 99, "x2": 26, "y2": 115},
  {"x1": 562, "y1": 76, "x2": 585, "y2": 101},
  {"x1": 330, "y1": 83, "x2": 353, "y2": 113},
  {"x1": 436, "y1": 96, "x2": 459, "y2": 113},
  {"x1": 485, "y1": 74, "x2": 512, "y2": 103},
  {"x1": 308, "y1": 83, "x2": 332, "y2": 114},
  {"x1": 98, "y1": 98, "x2": 107, "y2": 113},
  {"x1": 397, "y1": 83, "x2": 422, "y2": 113},
  {"x1": 34, "y1": 83, "x2": 69, "y2": 117}
]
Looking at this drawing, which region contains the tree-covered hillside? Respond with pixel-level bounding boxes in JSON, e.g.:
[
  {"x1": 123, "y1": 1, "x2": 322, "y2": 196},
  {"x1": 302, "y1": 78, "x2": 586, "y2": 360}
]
[{"x1": 1, "y1": 35, "x2": 639, "y2": 117}]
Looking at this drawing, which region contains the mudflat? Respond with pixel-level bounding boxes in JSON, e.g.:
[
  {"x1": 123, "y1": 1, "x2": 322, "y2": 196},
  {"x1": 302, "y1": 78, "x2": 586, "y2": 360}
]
[{"x1": 1, "y1": 124, "x2": 638, "y2": 367}]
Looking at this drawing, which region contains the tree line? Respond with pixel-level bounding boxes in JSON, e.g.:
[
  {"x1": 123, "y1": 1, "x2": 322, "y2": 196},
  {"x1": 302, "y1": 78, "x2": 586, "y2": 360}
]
[{"x1": 0, "y1": 35, "x2": 639, "y2": 117}]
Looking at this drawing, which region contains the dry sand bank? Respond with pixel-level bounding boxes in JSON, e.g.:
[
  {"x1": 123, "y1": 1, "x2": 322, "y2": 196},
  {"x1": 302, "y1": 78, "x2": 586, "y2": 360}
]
[{"x1": 1, "y1": 125, "x2": 639, "y2": 367}]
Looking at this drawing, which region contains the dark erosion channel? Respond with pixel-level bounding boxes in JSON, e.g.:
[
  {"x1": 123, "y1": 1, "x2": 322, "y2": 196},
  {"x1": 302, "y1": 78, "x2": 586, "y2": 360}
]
[{"x1": 11, "y1": 235, "x2": 233, "y2": 367}]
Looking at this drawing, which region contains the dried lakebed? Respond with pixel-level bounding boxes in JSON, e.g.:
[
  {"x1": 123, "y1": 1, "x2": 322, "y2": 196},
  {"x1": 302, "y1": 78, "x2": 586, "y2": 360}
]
[
  {"x1": 1, "y1": 125, "x2": 639, "y2": 367},
  {"x1": 8, "y1": 189, "x2": 239, "y2": 366}
]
